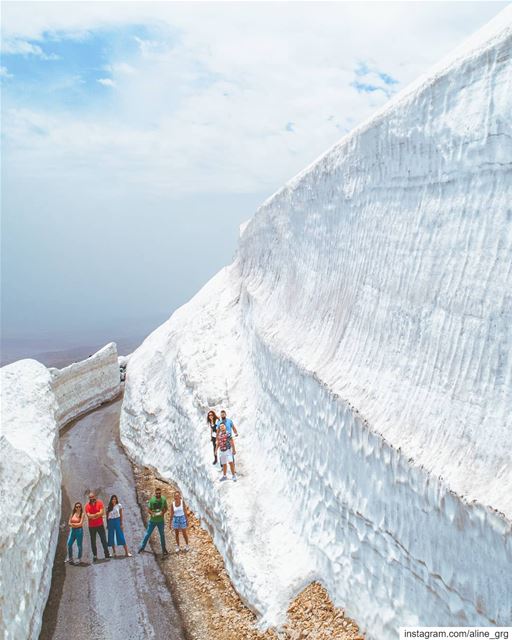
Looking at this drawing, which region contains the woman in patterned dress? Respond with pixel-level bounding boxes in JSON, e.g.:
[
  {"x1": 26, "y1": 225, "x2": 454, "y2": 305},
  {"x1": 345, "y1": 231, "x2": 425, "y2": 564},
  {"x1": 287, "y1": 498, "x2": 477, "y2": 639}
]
[{"x1": 170, "y1": 490, "x2": 190, "y2": 553}]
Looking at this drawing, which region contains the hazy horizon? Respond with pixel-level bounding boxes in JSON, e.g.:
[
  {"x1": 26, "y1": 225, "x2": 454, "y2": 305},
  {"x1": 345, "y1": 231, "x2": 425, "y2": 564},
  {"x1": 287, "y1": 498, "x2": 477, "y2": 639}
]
[{"x1": 0, "y1": 309, "x2": 168, "y2": 366}]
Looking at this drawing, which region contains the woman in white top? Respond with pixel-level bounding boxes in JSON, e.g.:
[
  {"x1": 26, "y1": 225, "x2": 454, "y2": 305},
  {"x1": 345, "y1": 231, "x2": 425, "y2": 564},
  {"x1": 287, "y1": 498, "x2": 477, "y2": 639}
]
[
  {"x1": 107, "y1": 495, "x2": 132, "y2": 557},
  {"x1": 169, "y1": 490, "x2": 190, "y2": 553}
]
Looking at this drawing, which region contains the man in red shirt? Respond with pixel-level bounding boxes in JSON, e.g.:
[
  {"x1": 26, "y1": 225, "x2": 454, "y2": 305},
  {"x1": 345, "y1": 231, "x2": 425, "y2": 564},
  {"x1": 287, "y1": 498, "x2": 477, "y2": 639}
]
[{"x1": 85, "y1": 492, "x2": 110, "y2": 561}]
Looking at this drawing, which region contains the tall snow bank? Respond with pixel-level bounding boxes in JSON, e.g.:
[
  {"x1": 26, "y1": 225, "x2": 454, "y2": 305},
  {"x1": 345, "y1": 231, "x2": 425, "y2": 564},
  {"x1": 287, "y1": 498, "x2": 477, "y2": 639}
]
[
  {"x1": 50, "y1": 341, "x2": 120, "y2": 428},
  {"x1": 121, "y1": 9, "x2": 512, "y2": 639},
  {"x1": 0, "y1": 360, "x2": 61, "y2": 640}
]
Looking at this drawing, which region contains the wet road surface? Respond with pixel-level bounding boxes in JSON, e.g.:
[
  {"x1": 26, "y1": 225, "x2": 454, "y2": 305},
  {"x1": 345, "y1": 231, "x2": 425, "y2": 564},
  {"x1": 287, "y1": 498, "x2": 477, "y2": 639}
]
[{"x1": 39, "y1": 398, "x2": 184, "y2": 640}]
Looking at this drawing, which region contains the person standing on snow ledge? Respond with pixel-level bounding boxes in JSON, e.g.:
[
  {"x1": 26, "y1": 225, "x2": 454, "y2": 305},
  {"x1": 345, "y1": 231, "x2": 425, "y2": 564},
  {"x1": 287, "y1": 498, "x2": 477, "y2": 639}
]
[
  {"x1": 218, "y1": 409, "x2": 238, "y2": 437},
  {"x1": 207, "y1": 410, "x2": 220, "y2": 465},
  {"x1": 216, "y1": 423, "x2": 237, "y2": 482}
]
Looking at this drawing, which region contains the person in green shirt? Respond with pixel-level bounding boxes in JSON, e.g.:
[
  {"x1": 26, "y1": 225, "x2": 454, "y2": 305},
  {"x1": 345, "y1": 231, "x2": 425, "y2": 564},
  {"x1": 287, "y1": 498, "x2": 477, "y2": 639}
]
[{"x1": 138, "y1": 487, "x2": 169, "y2": 556}]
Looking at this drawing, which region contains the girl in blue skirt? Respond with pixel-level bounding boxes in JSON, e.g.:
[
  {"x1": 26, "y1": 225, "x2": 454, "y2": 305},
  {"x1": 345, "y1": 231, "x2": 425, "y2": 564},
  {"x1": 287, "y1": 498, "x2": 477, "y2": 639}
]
[
  {"x1": 107, "y1": 495, "x2": 132, "y2": 557},
  {"x1": 170, "y1": 490, "x2": 190, "y2": 553}
]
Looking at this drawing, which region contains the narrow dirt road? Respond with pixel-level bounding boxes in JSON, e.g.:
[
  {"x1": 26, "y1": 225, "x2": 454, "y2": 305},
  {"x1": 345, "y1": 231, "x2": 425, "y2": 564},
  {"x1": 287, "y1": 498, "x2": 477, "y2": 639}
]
[{"x1": 39, "y1": 398, "x2": 184, "y2": 640}]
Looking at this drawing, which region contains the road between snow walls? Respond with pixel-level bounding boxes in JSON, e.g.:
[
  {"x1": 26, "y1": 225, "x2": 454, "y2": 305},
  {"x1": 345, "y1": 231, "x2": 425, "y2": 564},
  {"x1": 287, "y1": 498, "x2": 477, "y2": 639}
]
[
  {"x1": 119, "y1": 9, "x2": 512, "y2": 640},
  {"x1": 0, "y1": 345, "x2": 121, "y2": 640},
  {"x1": 38, "y1": 397, "x2": 184, "y2": 640},
  {"x1": 2, "y1": 351, "x2": 356, "y2": 640}
]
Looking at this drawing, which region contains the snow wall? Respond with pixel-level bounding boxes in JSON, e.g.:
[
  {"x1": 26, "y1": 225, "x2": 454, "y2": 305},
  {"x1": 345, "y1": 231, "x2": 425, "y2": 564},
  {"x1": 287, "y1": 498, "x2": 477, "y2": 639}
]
[
  {"x1": 0, "y1": 360, "x2": 61, "y2": 640},
  {"x1": 50, "y1": 341, "x2": 120, "y2": 428},
  {"x1": 121, "y1": 10, "x2": 512, "y2": 639},
  {"x1": 0, "y1": 344, "x2": 121, "y2": 639}
]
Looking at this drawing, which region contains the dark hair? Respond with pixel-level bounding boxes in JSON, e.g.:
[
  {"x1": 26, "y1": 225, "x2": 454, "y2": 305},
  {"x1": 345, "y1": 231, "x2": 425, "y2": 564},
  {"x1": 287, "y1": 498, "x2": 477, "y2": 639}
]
[
  {"x1": 72, "y1": 502, "x2": 83, "y2": 516},
  {"x1": 207, "y1": 410, "x2": 219, "y2": 425},
  {"x1": 107, "y1": 495, "x2": 118, "y2": 514}
]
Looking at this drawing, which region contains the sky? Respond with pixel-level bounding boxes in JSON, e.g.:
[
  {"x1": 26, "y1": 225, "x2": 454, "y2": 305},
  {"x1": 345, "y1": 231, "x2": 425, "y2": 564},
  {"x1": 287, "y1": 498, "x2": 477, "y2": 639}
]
[{"x1": 1, "y1": 1, "x2": 509, "y2": 355}]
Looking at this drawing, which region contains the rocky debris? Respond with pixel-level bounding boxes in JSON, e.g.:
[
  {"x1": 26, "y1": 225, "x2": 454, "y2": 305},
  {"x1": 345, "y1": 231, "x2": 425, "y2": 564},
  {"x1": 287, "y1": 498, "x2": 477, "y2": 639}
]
[
  {"x1": 285, "y1": 583, "x2": 363, "y2": 639},
  {"x1": 133, "y1": 465, "x2": 364, "y2": 640}
]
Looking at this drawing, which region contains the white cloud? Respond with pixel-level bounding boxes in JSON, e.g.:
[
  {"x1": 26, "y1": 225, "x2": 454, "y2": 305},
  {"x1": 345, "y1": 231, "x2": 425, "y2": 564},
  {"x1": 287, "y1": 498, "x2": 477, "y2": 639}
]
[
  {"x1": 106, "y1": 62, "x2": 136, "y2": 75},
  {"x1": 97, "y1": 77, "x2": 116, "y2": 87},
  {"x1": 1, "y1": 38, "x2": 59, "y2": 60},
  {"x1": 2, "y1": 2, "x2": 509, "y2": 197},
  {"x1": 0, "y1": 66, "x2": 13, "y2": 78}
]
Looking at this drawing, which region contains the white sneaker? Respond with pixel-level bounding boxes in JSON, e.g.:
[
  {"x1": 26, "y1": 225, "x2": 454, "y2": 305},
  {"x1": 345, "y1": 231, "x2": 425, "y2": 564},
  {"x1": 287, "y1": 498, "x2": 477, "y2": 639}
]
[
  {"x1": 184, "y1": 545, "x2": 190, "y2": 552},
  {"x1": 175, "y1": 545, "x2": 180, "y2": 553},
  {"x1": 219, "y1": 476, "x2": 228, "y2": 482},
  {"x1": 232, "y1": 474, "x2": 237, "y2": 482}
]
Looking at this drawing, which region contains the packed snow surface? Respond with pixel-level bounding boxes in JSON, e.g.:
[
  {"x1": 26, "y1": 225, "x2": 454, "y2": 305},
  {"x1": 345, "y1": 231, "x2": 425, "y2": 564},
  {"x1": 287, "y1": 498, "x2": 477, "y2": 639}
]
[
  {"x1": 50, "y1": 341, "x2": 120, "y2": 427},
  {"x1": 121, "y1": 9, "x2": 512, "y2": 639},
  {"x1": 0, "y1": 360, "x2": 61, "y2": 640}
]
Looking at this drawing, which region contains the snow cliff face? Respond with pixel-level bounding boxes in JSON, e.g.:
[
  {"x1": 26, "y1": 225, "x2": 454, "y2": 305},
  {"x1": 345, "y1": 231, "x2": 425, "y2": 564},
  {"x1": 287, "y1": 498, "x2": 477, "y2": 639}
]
[
  {"x1": 121, "y1": 10, "x2": 512, "y2": 638},
  {"x1": 0, "y1": 360, "x2": 61, "y2": 640},
  {"x1": 50, "y1": 341, "x2": 120, "y2": 427}
]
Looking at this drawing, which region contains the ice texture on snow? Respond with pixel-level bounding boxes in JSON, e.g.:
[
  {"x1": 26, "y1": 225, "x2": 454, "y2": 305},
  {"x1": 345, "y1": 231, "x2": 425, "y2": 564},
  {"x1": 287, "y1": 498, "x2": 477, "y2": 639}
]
[
  {"x1": 121, "y1": 10, "x2": 512, "y2": 638},
  {"x1": 0, "y1": 360, "x2": 61, "y2": 640},
  {"x1": 50, "y1": 342, "x2": 120, "y2": 427}
]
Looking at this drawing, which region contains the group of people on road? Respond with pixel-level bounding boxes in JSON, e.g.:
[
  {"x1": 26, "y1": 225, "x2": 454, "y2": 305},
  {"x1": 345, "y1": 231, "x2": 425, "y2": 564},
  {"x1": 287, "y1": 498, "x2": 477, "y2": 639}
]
[
  {"x1": 66, "y1": 493, "x2": 131, "y2": 564},
  {"x1": 207, "y1": 409, "x2": 239, "y2": 482},
  {"x1": 66, "y1": 488, "x2": 190, "y2": 564},
  {"x1": 67, "y1": 408, "x2": 240, "y2": 564}
]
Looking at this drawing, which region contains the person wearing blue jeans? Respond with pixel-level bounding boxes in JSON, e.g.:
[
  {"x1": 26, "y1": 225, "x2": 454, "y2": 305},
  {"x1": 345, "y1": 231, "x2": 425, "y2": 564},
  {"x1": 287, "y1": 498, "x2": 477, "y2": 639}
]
[
  {"x1": 138, "y1": 487, "x2": 168, "y2": 557},
  {"x1": 66, "y1": 501, "x2": 85, "y2": 564},
  {"x1": 140, "y1": 520, "x2": 166, "y2": 550}
]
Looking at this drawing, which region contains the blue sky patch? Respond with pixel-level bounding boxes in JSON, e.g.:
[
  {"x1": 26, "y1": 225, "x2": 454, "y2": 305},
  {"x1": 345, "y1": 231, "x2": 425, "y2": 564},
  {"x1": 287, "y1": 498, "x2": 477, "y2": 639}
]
[
  {"x1": 351, "y1": 81, "x2": 382, "y2": 94},
  {"x1": 354, "y1": 61, "x2": 371, "y2": 77},
  {"x1": 379, "y1": 71, "x2": 398, "y2": 86},
  {"x1": 351, "y1": 61, "x2": 399, "y2": 98},
  {"x1": 1, "y1": 23, "x2": 177, "y2": 113}
]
